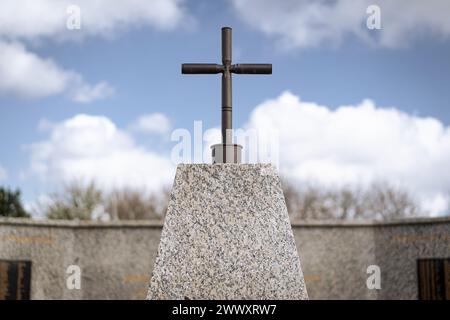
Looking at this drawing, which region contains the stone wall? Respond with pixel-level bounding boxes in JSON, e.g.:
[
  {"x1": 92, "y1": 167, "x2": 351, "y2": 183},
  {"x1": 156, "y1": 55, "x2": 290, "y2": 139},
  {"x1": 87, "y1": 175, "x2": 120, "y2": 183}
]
[
  {"x1": 0, "y1": 217, "x2": 449, "y2": 299},
  {"x1": 295, "y1": 218, "x2": 450, "y2": 299}
]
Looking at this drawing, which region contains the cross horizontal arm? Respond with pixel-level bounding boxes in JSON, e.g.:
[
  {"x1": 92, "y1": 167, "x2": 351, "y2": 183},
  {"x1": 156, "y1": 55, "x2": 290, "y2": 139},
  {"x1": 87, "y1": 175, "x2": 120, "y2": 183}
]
[
  {"x1": 231, "y1": 64, "x2": 272, "y2": 74},
  {"x1": 182, "y1": 63, "x2": 224, "y2": 74}
]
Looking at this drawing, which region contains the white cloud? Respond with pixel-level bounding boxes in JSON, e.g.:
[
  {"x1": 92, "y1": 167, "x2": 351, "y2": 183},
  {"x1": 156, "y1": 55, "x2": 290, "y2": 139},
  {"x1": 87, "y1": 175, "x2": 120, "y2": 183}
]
[
  {"x1": 0, "y1": 0, "x2": 190, "y2": 101},
  {"x1": 24, "y1": 194, "x2": 52, "y2": 220},
  {"x1": 245, "y1": 91, "x2": 450, "y2": 215},
  {"x1": 0, "y1": 41, "x2": 69, "y2": 98},
  {"x1": 132, "y1": 113, "x2": 172, "y2": 135},
  {"x1": 0, "y1": 164, "x2": 8, "y2": 182},
  {"x1": 0, "y1": 0, "x2": 191, "y2": 41},
  {"x1": 37, "y1": 118, "x2": 56, "y2": 132},
  {"x1": 70, "y1": 81, "x2": 115, "y2": 103},
  {"x1": 0, "y1": 41, "x2": 114, "y2": 101},
  {"x1": 231, "y1": 0, "x2": 450, "y2": 49},
  {"x1": 26, "y1": 114, "x2": 175, "y2": 192}
]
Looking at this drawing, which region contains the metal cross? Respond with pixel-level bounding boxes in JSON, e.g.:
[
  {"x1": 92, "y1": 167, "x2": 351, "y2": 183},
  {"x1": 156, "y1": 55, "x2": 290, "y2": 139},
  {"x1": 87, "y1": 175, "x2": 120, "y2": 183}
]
[{"x1": 182, "y1": 27, "x2": 272, "y2": 163}]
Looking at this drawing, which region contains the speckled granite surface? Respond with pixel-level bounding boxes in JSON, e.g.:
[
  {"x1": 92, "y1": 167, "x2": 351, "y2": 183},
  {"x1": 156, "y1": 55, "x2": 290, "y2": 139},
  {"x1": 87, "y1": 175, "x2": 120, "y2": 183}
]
[{"x1": 147, "y1": 164, "x2": 308, "y2": 299}]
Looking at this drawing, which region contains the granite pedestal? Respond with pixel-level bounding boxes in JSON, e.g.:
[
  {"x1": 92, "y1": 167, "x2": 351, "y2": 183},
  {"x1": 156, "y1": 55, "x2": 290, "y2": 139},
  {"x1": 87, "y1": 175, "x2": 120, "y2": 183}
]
[{"x1": 147, "y1": 164, "x2": 308, "y2": 299}]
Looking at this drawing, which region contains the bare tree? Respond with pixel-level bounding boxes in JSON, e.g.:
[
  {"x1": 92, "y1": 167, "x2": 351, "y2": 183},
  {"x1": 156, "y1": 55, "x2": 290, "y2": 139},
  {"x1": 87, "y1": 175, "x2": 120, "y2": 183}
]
[
  {"x1": 44, "y1": 181, "x2": 103, "y2": 220},
  {"x1": 281, "y1": 178, "x2": 301, "y2": 217},
  {"x1": 282, "y1": 178, "x2": 420, "y2": 221},
  {"x1": 363, "y1": 182, "x2": 418, "y2": 220},
  {"x1": 42, "y1": 181, "x2": 170, "y2": 221},
  {"x1": 42, "y1": 177, "x2": 421, "y2": 222},
  {"x1": 106, "y1": 188, "x2": 169, "y2": 221}
]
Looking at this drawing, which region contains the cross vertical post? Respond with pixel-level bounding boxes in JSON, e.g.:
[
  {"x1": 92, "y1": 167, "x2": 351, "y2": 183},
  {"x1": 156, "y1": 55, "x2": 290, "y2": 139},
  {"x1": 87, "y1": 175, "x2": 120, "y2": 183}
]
[
  {"x1": 222, "y1": 27, "x2": 232, "y2": 146},
  {"x1": 181, "y1": 27, "x2": 272, "y2": 163}
]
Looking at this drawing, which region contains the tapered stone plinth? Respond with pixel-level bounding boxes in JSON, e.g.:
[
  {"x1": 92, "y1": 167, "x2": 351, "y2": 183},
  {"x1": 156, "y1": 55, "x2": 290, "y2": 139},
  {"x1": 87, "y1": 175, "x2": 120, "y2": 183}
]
[{"x1": 147, "y1": 164, "x2": 308, "y2": 299}]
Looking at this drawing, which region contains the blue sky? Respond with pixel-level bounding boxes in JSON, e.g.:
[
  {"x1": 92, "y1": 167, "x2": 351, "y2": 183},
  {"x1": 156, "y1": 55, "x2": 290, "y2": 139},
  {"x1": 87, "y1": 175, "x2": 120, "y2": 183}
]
[{"x1": 1, "y1": 0, "x2": 450, "y2": 216}]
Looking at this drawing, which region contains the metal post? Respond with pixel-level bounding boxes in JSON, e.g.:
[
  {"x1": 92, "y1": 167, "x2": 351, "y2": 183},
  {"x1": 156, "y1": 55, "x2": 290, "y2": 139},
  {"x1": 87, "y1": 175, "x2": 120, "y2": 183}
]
[{"x1": 221, "y1": 27, "x2": 232, "y2": 146}]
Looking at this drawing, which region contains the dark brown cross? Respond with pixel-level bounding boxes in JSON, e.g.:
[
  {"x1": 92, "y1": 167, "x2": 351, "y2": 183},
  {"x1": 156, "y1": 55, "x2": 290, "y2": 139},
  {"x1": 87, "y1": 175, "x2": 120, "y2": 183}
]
[{"x1": 182, "y1": 27, "x2": 272, "y2": 163}]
